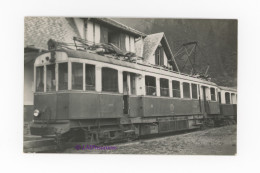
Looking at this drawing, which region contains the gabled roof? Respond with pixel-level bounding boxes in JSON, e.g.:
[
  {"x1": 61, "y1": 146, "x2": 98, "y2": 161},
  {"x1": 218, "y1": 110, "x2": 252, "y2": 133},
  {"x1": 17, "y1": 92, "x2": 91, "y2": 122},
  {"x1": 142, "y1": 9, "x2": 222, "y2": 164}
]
[
  {"x1": 92, "y1": 18, "x2": 147, "y2": 37},
  {"x1": 142, "y1": 32, "x2": 180, "y2": 72}
]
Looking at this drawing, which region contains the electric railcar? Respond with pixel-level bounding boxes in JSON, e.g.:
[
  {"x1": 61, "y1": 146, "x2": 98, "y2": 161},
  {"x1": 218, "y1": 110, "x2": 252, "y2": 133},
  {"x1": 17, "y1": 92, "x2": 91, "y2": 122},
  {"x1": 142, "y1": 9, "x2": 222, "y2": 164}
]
[{"x1": 30, "y1": 41, "x2": 237, "y2": 144}]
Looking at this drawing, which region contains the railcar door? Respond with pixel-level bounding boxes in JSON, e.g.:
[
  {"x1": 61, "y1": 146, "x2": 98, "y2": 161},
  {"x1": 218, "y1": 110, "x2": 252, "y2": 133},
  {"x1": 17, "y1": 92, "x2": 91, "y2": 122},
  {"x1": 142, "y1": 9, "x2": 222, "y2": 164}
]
[
  {"x1": 202, "y1": 86, "x2": 209, "y2": 115},
  {"x1": 123, "y1": 72, "x2": 129, "y2": 114}
]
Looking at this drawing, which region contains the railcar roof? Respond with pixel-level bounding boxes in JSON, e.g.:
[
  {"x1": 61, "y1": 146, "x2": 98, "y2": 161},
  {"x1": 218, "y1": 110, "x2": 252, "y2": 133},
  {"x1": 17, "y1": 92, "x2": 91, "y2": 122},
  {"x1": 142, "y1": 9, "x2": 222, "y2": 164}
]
[
  {"x1": 39, "y1": 49, "x2": 218, "y2": 86},
  {"x1": 219, "y1": 86, "x2": 237, "y2": 92}
]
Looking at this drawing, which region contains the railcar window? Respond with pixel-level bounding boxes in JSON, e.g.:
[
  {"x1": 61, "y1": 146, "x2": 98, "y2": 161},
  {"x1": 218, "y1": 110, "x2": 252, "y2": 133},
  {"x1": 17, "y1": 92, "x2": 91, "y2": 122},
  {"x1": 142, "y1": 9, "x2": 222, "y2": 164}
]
[
  {"x1": 191, "y1": 84, "x2": 198, "y2": 99},
  {"x1": 46, "y1": 64, "x2": 56, "y2": 91},
  {"x1": 36, "y1": 66, "x2": 44, "y2": 92},
  {"x1": 160, "y1": 78, "x2": 169, "y2": 97},
  {"x1": 72, "y1": 63, "x2": 83, "y2": 90},
  {"x1": 231, "y1": 93, "x2": 236, "y2": 104},
  {"x1": 210, "y1": 88, "x2": 216, "y2": 101},
  {"x1": 218, "y1": 92, "x2": 221, "y2": 103},
  {"x1": 85, "y1": 64, "x2": 95, "y2": 90},
  {"x1": 183, "y1": 82, "x2": 190, "y2": 98},
  {"x1": 58, "y1": 63, "x2": 68, "y2": 90},
  {"x1": 130, "y1": 73, "x2": 136, "y2": 95},
  {"x1": 145, "y1": 76, "x2": 156, "y2": 96},
  {"x1": 172, "y1": 80, "x2": 180, "y2": 98},
  {"x1": 102, "y1": 67, "x2": 118, "y2": 92},
  {"x1": 225, "y1": 92, "x2": 231, "y2": 104}
]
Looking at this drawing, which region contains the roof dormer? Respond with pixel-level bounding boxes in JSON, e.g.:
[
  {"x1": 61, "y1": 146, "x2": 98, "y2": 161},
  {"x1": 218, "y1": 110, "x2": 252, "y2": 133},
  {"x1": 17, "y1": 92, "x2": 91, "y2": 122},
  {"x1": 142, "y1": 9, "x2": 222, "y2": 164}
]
[{"x1": 142, "y1": 32, "x2": 180, "y2": 72}]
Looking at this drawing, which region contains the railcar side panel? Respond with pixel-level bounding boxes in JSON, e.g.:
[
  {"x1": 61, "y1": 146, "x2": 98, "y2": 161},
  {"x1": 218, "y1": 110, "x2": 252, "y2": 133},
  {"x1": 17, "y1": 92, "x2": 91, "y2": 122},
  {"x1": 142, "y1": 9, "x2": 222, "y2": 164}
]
[
  {"x1": 142, "y1": 97, "x2": 201, "y2": 117},
  {"x1": 220, "y1": 104, "x2": 236, "y2": 116},
  {"x1": 56, "y1": 93, "x2": 69, "y2": 119},
  {"x1": 69, "y1": 93, "x2": 100, "y2": 119},
  {"x1": 99, "y1": 94, "x2": 123, "y2": 118}
]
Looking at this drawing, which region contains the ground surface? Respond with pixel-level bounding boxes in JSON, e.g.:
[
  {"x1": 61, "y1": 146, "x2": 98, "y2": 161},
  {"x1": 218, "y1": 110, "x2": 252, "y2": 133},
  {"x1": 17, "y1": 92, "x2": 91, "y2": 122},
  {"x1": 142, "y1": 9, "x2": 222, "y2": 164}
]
[{"x1": 63, "y1": 125, "x2": 237, "y2": 155}]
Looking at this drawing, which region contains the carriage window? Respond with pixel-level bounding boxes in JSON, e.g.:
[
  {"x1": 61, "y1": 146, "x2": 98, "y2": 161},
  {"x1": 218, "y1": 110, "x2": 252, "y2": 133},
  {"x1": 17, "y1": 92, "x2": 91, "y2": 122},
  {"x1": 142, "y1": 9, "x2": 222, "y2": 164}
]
[
  {"x1": 218, "y1": 92, "x2": 221, "y2": 103},
  {"x1": 210, "y1": 88, "x2": 216, "y2": 101},
  {"x1": 231, "y1": 93, "x2": 236, "y2": 104},
  {"x1": 172, "y1": 80, "x2": 180, "y2": 98},
  {"x1": 46, "y1": 64, "x2": 56, "y2": 91},
  {"x1": 130, "y1": 73, "x2": 136, "y2": 95},
  {"x1": 36, "y1": 66, "x2": 44, "y2": 92},
  {"x1": 72, "y1": 63, "x2": 83, "y2": 90},
  {"x1": 58, "y1": 63, "x2": 68, "y2": 90},
  {"x1": 183, "y1": 82, "x2": 190, "y2": 98},
  {"x1": 145, "y1": 76, "x2": 156, "y2": 96},
  {"x1": 225, "y1": 92, "x2": 230, "y2": 104},
  {"x1": 102, "y1": 67, "x2": 118, "y2": 92},
  {"x1": 85, "y1": 64, "x2": 95, "y2": 90},
  {"x1": 160, "y1": 78, "x2": 169, "y2": 97},
  {"x1": 191, "y1": 84, "x2": 198, "y2": 99}
]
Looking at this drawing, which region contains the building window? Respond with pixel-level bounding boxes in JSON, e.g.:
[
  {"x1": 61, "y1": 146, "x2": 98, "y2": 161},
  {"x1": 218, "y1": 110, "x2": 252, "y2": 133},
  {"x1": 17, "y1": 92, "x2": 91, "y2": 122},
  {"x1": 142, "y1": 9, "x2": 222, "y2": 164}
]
[
  {"x1": 36, "y1": 66, "x2": 44, "y2": 92},
  {"x1": 46, "y1": 64, "x2": 56, "y2": 91},
  {"x1": 191, "y1": 84, "x2": 198, "y2": 99},
  {"x1": 58, "y1": 63, "x2": 68, "y2": 90},
  {"x1": 85, "y1": 64, "x2": 95, "y2": 90},
  {"x1": 160, "y1": 78, "x2": 169, "y2": 97},
  {"x1": 210, "y1": 88, "x2": 216, "y2": 101},
  {"x1": 155, "y1": 47, "x2": 164, "y2": 66},
  {"x1": 108, "y1": 31, "x2": 120, "y2": 48},
  {"x1": 225, "y1": 92, "x2": 230, "y2": 104},
  {"x1": 183, "y1": 82, "x2": 190, "y2": 98},
  {"x1": 172, "y1": 80, "x2": 180, "y2": 98},
  {"x1": 102, "y1": 67, "x2": 118, "y2": 92},
  {"x1": 145, "y1": 76, "x2": 156, "y2": 96},
  {"x1": 72, "y1": 63, "x2": 83, "y2": 90}
]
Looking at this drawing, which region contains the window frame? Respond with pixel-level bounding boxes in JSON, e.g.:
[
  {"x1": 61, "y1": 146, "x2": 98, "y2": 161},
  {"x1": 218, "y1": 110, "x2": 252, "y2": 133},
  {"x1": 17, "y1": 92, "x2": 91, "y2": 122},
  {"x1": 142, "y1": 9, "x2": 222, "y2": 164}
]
[
  {"x1": 35, "y1": 65, "x2": 45, "y2": 92},
  {"x1": 183, "y1": 82, "x2": 191, "y2": 99},
  {"x1": 145, "y1": 75, "x2": 157, "y2": 96},
  {"x1": 160, "y1": 78, "x2": 169, "y2": 97},
  {"x1": 101, "y1": 67, "x2": 119, "y2": 93},
  {"x1": 155, "y1": 47, "x2": 164, "y2": 66},
  {"x1": 85, "y1": 63, "x2": 96, "y2": 91},
  {"x1": 71, "y1": 62, "x2": 84, "y2": 91},
  {"x1": 191, "y1": 83, "x2": 198, "y2": 99},
  {"x1": 210, "y1": 87, "x2": 216, "y2": 101},
  {"x1": 58, "y1": 62, "x2": 69, "y2": 91},
  {"x1": 172, "y1": 80, "x2": 181, "y2": 98},
  {"x1": 225, "y1": 92, "x2": 231, "y2": 104}
]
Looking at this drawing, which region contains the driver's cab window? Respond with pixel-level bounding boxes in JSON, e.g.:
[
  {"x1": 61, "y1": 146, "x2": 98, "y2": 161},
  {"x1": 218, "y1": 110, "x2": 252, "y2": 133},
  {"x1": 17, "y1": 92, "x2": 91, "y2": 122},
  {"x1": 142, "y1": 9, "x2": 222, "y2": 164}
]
[
  {"x1": 46, "y1": 64, "x2": 56, "y2": 91},
  {"x1": 58, "y1": 63, "x2": 68, "y2": 90},
  {"x1": 36, "y1": 66, "x2": 44, "y2": 92}
]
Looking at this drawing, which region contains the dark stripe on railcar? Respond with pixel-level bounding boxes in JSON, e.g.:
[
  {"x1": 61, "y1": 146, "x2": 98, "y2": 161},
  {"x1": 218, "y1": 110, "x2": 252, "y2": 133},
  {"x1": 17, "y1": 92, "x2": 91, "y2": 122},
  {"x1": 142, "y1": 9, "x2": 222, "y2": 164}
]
[
  {"x1": 201, "y1": 101, "x2": 220, "y2": 115},
  {"x1": 134, "y1": 96, "x2": 202, "y2": 117},
  {"x1": 220, "y1": 104, "x2": 237, "y2": 116},
  {"x1": 34, "y1": 92, "x2": 123, "y2": 120}
]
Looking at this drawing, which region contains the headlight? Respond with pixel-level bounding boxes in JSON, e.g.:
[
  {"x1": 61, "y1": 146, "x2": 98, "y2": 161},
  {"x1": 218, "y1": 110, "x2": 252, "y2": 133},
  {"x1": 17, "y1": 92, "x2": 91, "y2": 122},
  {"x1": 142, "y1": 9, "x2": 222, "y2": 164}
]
[{"x1": 33, "y1": 109, "x2": 40, "y2": 117}]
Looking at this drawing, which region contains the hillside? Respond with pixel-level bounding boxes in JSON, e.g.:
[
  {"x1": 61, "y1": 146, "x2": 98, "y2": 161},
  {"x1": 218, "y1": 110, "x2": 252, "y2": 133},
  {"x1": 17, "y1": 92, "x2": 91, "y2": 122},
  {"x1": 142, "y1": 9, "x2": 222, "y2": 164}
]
[{"x1": 113, "y1": 18, "x2": 237, "y2": 87}]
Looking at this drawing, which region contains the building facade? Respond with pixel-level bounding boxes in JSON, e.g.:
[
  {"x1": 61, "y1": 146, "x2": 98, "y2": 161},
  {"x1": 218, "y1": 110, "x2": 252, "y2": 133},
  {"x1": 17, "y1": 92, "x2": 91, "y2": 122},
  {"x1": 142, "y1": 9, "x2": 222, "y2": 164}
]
[{"x1": 24, "y1": 17, "x2": 180, "y2": 121}]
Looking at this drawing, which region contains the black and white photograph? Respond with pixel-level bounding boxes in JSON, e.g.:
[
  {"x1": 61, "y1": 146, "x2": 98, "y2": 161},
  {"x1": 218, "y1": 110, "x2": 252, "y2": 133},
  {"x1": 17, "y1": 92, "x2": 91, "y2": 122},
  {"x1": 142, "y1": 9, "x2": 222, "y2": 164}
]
[
  {"x1": 1, "y1": 0, "x2": 260, "y2": 173},
  {"x1": 24, "y1": 17, "x2": 237, "y2": 154}
]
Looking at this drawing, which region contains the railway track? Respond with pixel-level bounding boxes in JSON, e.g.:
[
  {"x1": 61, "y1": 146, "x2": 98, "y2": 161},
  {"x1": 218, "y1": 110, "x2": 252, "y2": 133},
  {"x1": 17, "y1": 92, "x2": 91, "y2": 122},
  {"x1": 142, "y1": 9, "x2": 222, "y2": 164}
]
[
  {"x1": 24, "y1": 135, "x2": 57, "y2": 153},
  {"x1": 24, "y1": 124, "x2": 235, "y2": 153}
]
